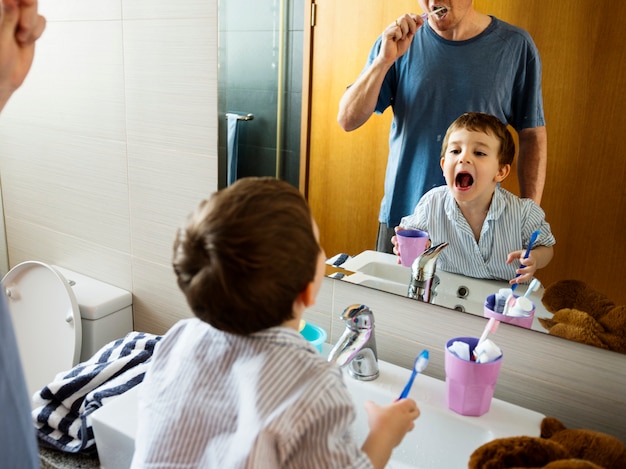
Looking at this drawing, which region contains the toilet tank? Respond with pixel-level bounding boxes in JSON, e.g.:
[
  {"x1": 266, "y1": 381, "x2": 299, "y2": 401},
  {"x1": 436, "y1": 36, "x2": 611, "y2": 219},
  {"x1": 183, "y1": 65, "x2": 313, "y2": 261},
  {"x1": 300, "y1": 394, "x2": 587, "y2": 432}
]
[{"x1": 53, "y1": 266, "x2": 133, "y2": 362}]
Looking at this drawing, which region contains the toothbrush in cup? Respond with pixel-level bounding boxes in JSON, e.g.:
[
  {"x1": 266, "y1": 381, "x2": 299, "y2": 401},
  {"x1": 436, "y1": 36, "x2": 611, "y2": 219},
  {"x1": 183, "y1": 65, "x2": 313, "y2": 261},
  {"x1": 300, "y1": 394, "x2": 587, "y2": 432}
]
[
  {"x1": 397, "y1": 349, "x2": 429, "y2": 400},
  {"x1": 477, "y1": 317, "x2": 499, "y2": 347},
  {"x1": 474, "y1": 317, "x2": 500, "y2": 360},
  {"x1": 523, "y1": 278, "x2": 540, "y2": 298},
  {"x1": 511, "y1": 230, "x2": 540, "y2": 292}
]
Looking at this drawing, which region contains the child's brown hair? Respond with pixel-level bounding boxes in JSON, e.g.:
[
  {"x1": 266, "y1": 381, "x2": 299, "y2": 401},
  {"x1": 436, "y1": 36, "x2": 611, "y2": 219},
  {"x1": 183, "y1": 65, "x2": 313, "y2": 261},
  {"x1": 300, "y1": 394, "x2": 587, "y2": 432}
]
[
  {"x1": 441, "y1": 112, "x2": 516, "y2": 166},
  {"x1": 173, "y1": 177, "x2": 320, "y2": 335}
]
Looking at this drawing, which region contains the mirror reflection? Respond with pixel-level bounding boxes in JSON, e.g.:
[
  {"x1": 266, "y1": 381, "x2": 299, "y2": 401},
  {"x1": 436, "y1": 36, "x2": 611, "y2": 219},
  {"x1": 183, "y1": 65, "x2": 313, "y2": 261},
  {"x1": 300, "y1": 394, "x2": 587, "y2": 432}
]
[
  {"x1": 217, "y1": 0, "x2": 303, "y2": 188},
  {"x1": 219, "y1": 1, "x2": 626, "y2": 354}
]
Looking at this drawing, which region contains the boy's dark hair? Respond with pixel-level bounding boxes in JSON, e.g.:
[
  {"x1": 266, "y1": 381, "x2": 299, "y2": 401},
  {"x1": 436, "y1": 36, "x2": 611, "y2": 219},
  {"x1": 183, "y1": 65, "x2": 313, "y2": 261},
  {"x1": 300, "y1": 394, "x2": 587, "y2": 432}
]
[
  {"x1": 441, "y1": 112, "x2": 516, "y2": 166},
  {"x1": 173, "y1": 177, "x2": 320, "y2": 335}
]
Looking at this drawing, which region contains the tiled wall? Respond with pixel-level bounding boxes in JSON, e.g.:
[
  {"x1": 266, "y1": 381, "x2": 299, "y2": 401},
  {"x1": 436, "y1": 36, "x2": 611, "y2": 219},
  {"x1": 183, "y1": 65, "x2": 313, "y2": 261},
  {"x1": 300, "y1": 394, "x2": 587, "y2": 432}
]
[
  {"x1": 0, "y1": 0, "x2": 624, "y2": 449},
  {"x1": 0, "y1": 0, "x2": 217, "y2": 333}
]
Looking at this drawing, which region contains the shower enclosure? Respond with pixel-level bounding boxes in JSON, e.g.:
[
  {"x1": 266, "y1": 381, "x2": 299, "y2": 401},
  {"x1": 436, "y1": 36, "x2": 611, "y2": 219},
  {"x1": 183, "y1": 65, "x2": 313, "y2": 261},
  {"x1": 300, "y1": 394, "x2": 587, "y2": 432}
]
[{"x1": 218, "y1": 0, "x2": 304, "y2": 188}]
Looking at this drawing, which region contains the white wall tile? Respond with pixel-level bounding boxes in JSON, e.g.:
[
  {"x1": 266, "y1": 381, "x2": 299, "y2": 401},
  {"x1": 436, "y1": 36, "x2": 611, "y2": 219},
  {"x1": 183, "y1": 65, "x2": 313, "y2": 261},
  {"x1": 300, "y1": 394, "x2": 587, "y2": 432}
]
[
  {"x1": 122, "y1": 0, "x2": 214, "y2": 20},
  {"x1": 0, "y1": 126, "x2": 131, "y2": 251},
  {"x1": 9, "y1": 21, "x2": 126, "y2": 138},
  {"x1": 39, "y1": 0, "x2": 122, "y2": 21},
  {"x1": 128, "y1": 143, "x2": 217, "y2": 265},
  {"x1": 123, "y1": 18, "x2": 217, "y2": 154},
  {"x1": 4, "y1": 218, "x2": 132, "y2": 290},
  {"x1": 131, "y1": 258, "x2": 192, "y2": 334}
]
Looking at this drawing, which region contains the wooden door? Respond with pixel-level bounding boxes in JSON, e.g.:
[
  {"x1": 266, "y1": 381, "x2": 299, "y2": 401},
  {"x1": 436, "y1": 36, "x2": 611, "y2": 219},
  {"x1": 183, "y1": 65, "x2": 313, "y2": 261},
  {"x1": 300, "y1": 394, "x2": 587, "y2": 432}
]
[
  {"x1": 302, "y1": 0, "x2": 626, "y2": 303},
  {"x1": 302, "y1": 0, "x2": 417, "y2": 259}
]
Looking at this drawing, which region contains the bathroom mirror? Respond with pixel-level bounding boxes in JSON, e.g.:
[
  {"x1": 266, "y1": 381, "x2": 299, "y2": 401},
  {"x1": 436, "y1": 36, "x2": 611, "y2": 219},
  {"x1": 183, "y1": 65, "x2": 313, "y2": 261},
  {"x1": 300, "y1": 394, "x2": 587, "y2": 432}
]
[
  {"x1": 217, "y1": 0, "x2": 303, "y2": 189},
  {"x1": 219, "y1": 1, "x2": 626, "y2": 352}
]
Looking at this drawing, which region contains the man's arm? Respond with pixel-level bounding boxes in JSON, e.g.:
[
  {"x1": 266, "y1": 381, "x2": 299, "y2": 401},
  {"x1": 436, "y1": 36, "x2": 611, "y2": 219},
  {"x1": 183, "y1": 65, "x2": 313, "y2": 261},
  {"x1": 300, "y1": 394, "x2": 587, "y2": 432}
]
[
  {"x1": 517, "y1": 126, "x2": 547, "y2": 205},
  {"x1": 337, "y1": 58, "x2": 393, "y2": 132},
  {"x1": 337, "y1": 14, "x2": 421, "y2": 132}
]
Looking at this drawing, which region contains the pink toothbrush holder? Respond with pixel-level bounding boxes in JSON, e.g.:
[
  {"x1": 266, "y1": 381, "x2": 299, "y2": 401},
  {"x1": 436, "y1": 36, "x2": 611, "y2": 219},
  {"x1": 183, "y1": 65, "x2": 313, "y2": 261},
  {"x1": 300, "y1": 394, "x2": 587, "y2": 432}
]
[
  {"x1": 445, "y1": 337, "x2": 503, "y2": 417},
  {"x1": 484, "y1": 294, "x2": 535, "y2": 329}
]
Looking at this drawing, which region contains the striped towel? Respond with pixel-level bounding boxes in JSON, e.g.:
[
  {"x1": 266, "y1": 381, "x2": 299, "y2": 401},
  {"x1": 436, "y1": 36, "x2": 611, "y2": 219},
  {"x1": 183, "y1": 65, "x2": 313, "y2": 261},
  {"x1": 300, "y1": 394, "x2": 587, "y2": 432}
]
[{"x1": 32, "y1": 331, "x2": 162, "y2": 453}]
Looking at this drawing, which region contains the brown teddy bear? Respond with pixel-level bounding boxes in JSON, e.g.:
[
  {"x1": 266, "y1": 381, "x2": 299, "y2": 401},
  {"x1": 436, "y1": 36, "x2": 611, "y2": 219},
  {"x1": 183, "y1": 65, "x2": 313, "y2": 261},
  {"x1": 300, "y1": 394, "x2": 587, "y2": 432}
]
[
  {"x1": 468, "y1": 417, "x2": 626, "y2": 469},
  {"x1": 538, "y1": 280, "x2": 626, "y2": 354}
]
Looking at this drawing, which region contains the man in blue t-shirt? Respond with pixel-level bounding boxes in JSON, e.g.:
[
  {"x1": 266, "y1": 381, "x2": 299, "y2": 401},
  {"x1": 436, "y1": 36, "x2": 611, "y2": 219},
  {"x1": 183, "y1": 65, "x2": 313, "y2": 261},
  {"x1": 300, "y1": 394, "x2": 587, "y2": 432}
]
[
  {"x1": 338, "y1": 1, "x2": 546, "y2": 253},
  {"x1": 1, "y1": 1, "x2": 46, "y2": 467}
]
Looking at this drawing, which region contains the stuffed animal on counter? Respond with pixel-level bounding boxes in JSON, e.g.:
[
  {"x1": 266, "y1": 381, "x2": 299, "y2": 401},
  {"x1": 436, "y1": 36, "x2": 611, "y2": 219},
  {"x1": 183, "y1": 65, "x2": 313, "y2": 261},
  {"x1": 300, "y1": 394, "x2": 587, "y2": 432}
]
[
  {"x1": 539, "y1": 280, "x2": 626, "y2": 354},
  {"x1": 468, "y1": 417, "x2": 626, "y2": 469}
]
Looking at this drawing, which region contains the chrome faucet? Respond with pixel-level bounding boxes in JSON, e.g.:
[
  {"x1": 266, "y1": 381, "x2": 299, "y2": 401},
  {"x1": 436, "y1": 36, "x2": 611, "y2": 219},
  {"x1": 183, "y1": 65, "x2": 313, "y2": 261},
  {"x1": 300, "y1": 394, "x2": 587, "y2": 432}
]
[
  {"x1": 408, "y1": 242, "x2": 449, "y2": 303},
  {"x1": 327, "y1": 304, "x2": 379, "y2": 381}
]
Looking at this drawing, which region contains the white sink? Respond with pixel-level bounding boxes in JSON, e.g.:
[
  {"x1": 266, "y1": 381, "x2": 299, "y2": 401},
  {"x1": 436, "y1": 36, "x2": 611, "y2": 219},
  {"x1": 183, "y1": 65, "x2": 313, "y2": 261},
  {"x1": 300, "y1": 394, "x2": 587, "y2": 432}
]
[
  {"x1": 343, "y1": 271, "x2": 410, "y2": 296},
  {"x1": 342, "y1": 253, "x2": 412, "y2": 284},
  {"x1": 91, "y1": 357, "x2": 544, "y2": 469},
  {"x1": 340, "y1": 251, "x2": 552, "y2": 331},
  {"x1": 346, "y1": 359, "x2": 543, "y2": 468}
]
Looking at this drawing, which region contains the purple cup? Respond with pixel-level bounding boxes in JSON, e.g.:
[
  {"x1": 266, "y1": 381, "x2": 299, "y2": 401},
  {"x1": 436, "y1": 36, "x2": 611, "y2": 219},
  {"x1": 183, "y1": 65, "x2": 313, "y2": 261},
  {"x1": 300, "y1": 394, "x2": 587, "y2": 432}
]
[
  {"x1": 396, "y1": 229, "x2": 429, "y2": 267},
  {"x1": 484, "y1": 294, "x2": 535, "y2": 329},
  {"x1": 445, "y1": 337, "x2": 503, "y2": 417}
]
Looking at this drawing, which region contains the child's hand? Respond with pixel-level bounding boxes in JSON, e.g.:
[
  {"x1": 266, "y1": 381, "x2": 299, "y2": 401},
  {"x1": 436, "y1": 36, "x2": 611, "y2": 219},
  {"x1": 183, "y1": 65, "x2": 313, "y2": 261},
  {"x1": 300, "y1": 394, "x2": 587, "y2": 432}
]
[
  {"x1": 506, "y1": 249, "x2": 537, "y2": 286},
  {"x1": 361, "y1": 398, "x2": 420, "y2": 469},
  {"x1": 392, "y1": 226, "x2": 404, "y2": 264}
]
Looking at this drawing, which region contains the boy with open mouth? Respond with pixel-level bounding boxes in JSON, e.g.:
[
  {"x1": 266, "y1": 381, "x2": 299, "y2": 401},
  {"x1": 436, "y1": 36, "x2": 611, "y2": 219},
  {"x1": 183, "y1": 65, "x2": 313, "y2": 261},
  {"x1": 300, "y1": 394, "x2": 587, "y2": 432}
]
[{"x1": 393, "y1": 112, "x2": 555, "y2": 286}]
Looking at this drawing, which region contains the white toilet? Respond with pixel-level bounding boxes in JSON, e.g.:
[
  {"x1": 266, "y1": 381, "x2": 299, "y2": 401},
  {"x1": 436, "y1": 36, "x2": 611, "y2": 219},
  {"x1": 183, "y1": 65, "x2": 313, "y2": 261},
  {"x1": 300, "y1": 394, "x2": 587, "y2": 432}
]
[{"x1": 2, "y1": 261, "x2": 133, "y2": 404}]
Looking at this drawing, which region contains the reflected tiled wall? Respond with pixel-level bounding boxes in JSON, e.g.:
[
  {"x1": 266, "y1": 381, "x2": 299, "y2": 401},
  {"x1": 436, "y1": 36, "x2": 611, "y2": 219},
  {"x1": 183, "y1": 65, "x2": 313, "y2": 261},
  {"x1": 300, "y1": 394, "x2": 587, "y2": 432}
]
[{"x1": 218, "y1": 0, "x2": 303, "y2": 187}]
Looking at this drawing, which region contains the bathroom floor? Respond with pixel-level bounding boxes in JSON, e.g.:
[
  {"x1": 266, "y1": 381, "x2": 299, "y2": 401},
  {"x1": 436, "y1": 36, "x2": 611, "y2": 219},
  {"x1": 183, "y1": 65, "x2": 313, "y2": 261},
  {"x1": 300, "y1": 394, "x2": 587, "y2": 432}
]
[{"x1": 39, "y1": 446, "x2": 99, "y2": 469}]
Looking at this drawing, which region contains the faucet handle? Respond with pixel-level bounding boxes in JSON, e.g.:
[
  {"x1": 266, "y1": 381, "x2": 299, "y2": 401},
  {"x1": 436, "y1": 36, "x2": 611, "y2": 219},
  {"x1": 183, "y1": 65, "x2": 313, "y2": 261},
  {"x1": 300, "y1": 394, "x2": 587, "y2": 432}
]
[
  {"x1": 341, "y1": 304, "x2": 374, "y2": 331},
  {"x1": 328, "y1": 304, "x2": 379, "y2": 380}
]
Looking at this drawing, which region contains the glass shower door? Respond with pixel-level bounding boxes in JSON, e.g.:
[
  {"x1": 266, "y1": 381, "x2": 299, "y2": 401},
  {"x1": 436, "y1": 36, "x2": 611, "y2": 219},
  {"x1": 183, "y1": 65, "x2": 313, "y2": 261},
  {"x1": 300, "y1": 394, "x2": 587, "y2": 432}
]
[{"x1": 217, "y1": 0, "x2": 303, "y2": 188}]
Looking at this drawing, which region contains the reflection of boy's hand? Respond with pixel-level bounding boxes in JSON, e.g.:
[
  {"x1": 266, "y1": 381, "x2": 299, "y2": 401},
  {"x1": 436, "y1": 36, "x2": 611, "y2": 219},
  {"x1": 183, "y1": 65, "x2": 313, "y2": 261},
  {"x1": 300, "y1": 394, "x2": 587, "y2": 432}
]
[
  {"x1": 506, "y1": 250, "x2": 537, "y2": 285},
  {"x1": 392, "y1": 226, "x2": 405, "y2": 263}
]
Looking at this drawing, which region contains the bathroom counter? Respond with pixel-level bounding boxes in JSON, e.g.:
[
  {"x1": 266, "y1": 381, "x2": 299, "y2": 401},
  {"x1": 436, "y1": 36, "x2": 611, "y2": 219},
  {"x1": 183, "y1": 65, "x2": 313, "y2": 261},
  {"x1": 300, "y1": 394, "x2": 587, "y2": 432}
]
[{"x1": 39, "y1": 446, "x2": 100, "y2": 469}]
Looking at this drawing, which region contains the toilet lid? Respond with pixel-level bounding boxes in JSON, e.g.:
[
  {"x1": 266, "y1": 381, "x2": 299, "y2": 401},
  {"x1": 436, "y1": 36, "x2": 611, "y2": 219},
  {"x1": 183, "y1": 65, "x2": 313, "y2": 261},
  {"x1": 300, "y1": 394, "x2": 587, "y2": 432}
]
[{"x1": 2, "y1": 261, "x2": 82, "y2": 403}]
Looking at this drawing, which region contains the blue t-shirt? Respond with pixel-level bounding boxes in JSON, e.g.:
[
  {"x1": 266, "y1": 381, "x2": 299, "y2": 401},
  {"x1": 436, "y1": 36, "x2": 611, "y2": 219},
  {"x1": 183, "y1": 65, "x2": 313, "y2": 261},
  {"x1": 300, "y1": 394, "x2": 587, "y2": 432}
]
[{"x1": 367, "y1": 17, "x2": 545, "y2": 226}]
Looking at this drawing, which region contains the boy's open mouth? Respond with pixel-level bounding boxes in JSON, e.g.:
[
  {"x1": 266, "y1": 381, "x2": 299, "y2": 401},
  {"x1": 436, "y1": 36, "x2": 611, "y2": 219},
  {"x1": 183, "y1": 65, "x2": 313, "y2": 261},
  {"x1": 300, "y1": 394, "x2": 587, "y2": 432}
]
[{"x1": 455, "y1": 172, "x2": 474, "y2": 189}]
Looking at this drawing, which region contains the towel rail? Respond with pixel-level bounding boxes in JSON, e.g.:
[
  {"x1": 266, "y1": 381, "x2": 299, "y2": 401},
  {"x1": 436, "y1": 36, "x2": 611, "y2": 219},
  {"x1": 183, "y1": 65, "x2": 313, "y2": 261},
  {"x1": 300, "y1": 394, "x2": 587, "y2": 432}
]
[{"x1": 226, "y1": 113, "x2": 254, "y2": 121}]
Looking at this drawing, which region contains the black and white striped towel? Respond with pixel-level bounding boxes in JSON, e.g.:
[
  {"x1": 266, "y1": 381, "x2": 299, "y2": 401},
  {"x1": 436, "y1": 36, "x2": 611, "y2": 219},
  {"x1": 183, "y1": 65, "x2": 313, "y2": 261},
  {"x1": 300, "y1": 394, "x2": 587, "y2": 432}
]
[{"x1": 32, "y1": 331, "x2": 162, "y2": 453}]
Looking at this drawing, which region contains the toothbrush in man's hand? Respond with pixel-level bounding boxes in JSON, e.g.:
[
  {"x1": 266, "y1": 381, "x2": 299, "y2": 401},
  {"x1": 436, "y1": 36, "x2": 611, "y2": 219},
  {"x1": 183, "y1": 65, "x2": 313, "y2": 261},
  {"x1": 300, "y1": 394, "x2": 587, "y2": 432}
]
[
  {"x1": 511, "y1": 230, "x2": 540, "y2": 292},
  {"x1": 420, "y1": 7, "x2": 446, "y2": 20}
]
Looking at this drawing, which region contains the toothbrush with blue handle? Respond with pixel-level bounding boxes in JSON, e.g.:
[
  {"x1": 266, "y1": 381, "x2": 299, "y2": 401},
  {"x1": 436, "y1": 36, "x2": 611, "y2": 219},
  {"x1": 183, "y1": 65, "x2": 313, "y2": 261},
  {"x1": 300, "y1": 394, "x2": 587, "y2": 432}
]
[
  {"x1": 511, "y1": 230, "x2": 540, "y2": 292},
  {"x1": 397, "y1": 349, "x2": 429, "y2": 400}
]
